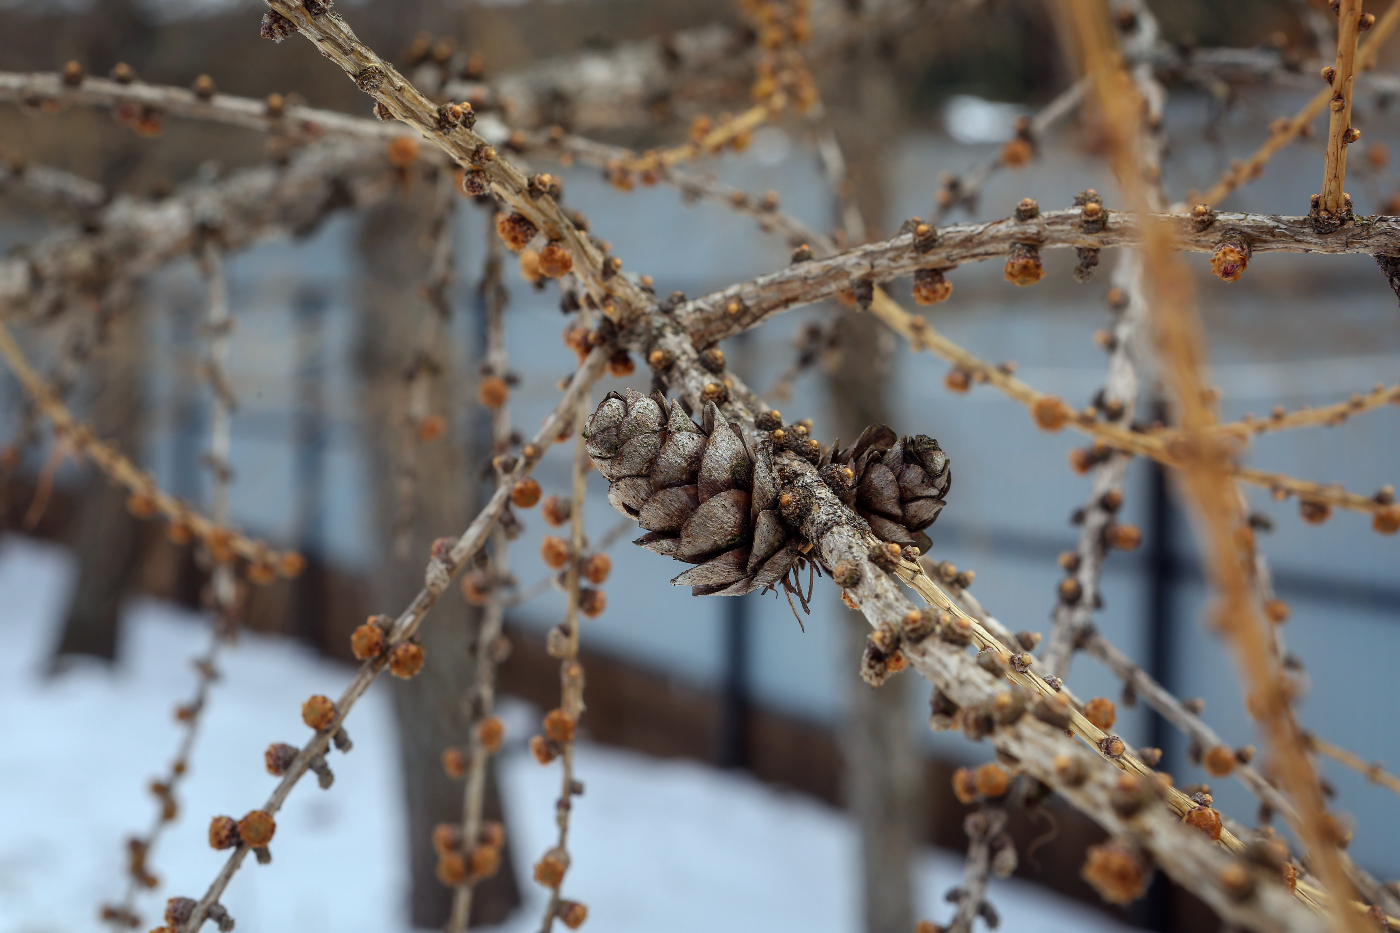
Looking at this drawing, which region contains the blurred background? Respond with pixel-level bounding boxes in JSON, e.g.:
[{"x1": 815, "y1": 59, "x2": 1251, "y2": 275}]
[{"x1": 1, "y1": 1, "x2": 1399, "y2": 932}]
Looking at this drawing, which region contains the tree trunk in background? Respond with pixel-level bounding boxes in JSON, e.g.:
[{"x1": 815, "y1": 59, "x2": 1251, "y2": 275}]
[
  {"x1": 357, "y1": 184, "x2": 520, "y2": 928},
  {"x1": 52, "y1": 297, "x2": 145, "y2": 666},
  {"x1": 824, "y1": 52, "x2": 920, "y2": 933}
]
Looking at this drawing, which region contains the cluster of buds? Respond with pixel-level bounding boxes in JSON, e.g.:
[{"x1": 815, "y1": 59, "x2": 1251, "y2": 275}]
[
  {"x1": 123, "y1": 490, "x2": 306, "y2": 586},
  {"x1": 530, "y1": 708, "x2": 578, "y2": 766},
  {"x1": 952, "y1": 762, "x2": 1013, "y2": 804},
  {"x1": 1082, "y1": 840, "x2": 1150, "y2": 905},
  {"x1": 433, "y1": 819, "x2": 505, "y2": 887},
  {"x1": 208, "y1": 810, "x2": 276, "y2": 864},
  {"x1": 349, "y1": 614, "x2": 425, "y2": 678}
]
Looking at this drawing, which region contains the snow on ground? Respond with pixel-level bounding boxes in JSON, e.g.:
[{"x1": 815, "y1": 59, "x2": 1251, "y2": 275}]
[{"x1": 0, "y1": 534, "x2": 1140, "y2": 933}]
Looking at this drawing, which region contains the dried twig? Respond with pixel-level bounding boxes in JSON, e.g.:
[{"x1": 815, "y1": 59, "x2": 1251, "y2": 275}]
[
  {"x1": 174, "y1": 346, "x2": 608, "y2": 933},
  {"x1": 1319, "y1": 0, "x2": 1366, "y2": 221},
  {"x1": 1307, "y1": 734, "x2": 1400, "y2": 801},
  {"x1": 533, "y1": 398, "x2": 592, "y2": 933},
  {"x1": 448, "y1": 216, "x2": 512, "y2": 933},
  {"x1": 0, "y1": 318, "x2": 299, "y2": 575},
  {"x1": 1058, "y1": 1, "x2": 1365, "y2": 927},
  {"x1": 1040, "y1": 254, "x2": 1147, "y2": 678},
  {"x1": 1195, "y1": 0, "x2": 1400, "y2": 207},
  {"x1": 104, "y1": 241, "x2": 241, "y2": 929},
  {"x1": 932, "y1": 79, "x2": 1088, "y2": 222},
  {"x1": 263, "y1": 0, "x2": 650, "y2": 322},
  {"x1": 945, "y1": 805, "x2": 1008, "y2": 933}
]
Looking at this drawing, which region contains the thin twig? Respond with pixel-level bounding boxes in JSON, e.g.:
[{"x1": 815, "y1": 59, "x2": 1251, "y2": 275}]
[
  {"x1": 1307, "y1": 734, "x2": 1400, "y2": 800},
  {"x1": 932, "y1": 78, "x2": 1089, "y2": 222},
  {"x1": 1195, "y1": 0, "x2": 1399, "y2": 207},
  {"x1": 0, "y1": 318, "x2": 299, "y2": 575},
  {"x1": 945, "y1": 806, "x2": 1007, "y2": 933},
  {"x1": 263, "y1": 0, "x2": 650, "y2": 321},
  {"x1": 1320, "y1": 0, "x2": 1365, "y2": 220},
  {"x1": 1040, "y1": 253, "x2": 1147, "y2": 678},
  {"x1": 449, "y1": 214, "x2": 512, "y2": 933},
  {"x1": 176, "y1": 346, "x2": 609, "y2": 933},
  {"x1": 105, "y1": 242, "x2": 240, "y2": 929},
  {"x1": 394, "y1": 172, "x2": 457, "y2": 557},
  {"x1": 535, "y1": 396, "x2": 592, "y2": 933},
  {"x1": 1057, "y1": 2, "x2": 1365, "y2": 928}
]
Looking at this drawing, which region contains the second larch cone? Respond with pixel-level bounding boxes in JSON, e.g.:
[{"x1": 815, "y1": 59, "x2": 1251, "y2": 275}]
[
  {"x1": 583, "y1": 390, "x2": 801, "y2": 595},
  {"x1": 825, "y1": 424, "x2": 952, "y2": 554},
  {"x1": 584, "y1": 391, "x2": 954, "y2": 595}
]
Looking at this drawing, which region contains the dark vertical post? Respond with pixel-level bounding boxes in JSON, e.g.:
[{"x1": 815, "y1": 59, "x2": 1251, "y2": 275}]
[
  {"x1": 1138, "y1": 398, "x2": 1176, "y2": 933},
  {"x1": 717, "y1": 594, "x2": 750, "y2": 768},
  {"x1": 292, "y1": 285, "x2": 328, "y2": 647}
]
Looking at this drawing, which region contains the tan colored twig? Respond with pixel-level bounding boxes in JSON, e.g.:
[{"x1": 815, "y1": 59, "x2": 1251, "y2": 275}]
[
  {"x1": 553, "y1": 128, "x2": 1399, "y2": 526},
  {"x1": 637, "y1": 308, "x2": 1339, "y2": 928},
  {"x1": 945, "y1": 805, "x2": 1007, "y2": 933},
  {"x1": 263, "y1": 1, "x2": 649, "y2": 322},
  {"x1": 504, "y1": 517, "x2": 633, "y2": 609},
  {"x1": 1058, "y1": 1, "x2": 1365, "y2": 929},
  {"x1": 1040, "y1": 252, "x2": 1147, "y2": 678},
  {"x1": 1195, "y1": 0, "x2": 1399, "y2": 207},
  {"x1": 0, "y1": 318, "x2": 300, "y2": 576},
  {"x1": 1174, "y1": 382, "x2": 1400, "y2": 441},
  {"x1": 394, "y1": 172, "x2": 457, "y2": 557},
  {"x1": 1320, "y1": 0, "x2": 1366, "y2": 219},
  {"x1": 933, "y1": 78, "x2": 1089, "y2": 222},
  {"x1": 449, "y1": 216, "x2": 512, "y2": 933},
  {"x1": 104, "y1": 242, "x2": 240, "y2": 930},
  {"x1": 1307, "y1": 734, "x2": 1400, "y2": 801},
  {"x1": 535, "y1": 396, "x2": 592, "y2": 933},
  {"x1": 174, "y1": 346, "x2": 609, "y2": 933}
]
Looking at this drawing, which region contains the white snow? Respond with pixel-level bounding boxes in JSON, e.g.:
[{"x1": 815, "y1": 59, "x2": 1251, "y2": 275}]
[{"x1": 0, "y1": 534, "x2": 1140, "y2": 933}]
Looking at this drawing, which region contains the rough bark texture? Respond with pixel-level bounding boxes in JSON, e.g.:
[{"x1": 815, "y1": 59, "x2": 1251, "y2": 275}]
[
  {"x1": 829, "y1": 314, "x2": 919, "y2": 933},
  {"x1": 52, "y1": 298, "x2": 144, "y2": 664},
  {"x1": 356, "y1": 191, "x2": 519, "y2": 928},
  {"x1": 823, "y1": 52, "x2": 919, "y2": 931}
]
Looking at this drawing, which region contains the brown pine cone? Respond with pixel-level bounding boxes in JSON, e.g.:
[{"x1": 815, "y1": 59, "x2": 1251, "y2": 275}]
[
  {"x1": 827, "y1": 425, "x2": 951, "y2": 553},
  {"x1": 584, "y1": 390, "x2": 800, "y2": 595}
]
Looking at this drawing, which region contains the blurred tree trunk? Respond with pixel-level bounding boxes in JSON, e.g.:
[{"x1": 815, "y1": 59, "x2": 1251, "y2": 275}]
[
  {"x1": 824, "y1": 50, "x2": 920, "y2": 933},
  {"x1": 357, "y1": 182, "x2": 520, "y2": 928},
  {"x1": 52, "y1": 297, "x2": 145, "y2": 666}
]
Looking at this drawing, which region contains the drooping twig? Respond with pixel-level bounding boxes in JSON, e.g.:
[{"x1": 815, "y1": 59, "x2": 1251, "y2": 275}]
[
  {"x1": 534, "y1": 397, "x2": 592, "y2": 933},
  {"x1": 394, "y1": 171, "x2": 458, "y2": 557},
  {"x1": 1057, "y1": 1, "x2": 1365, "y2": 928},
  {"x1": 103, "y1": 241, "x2": 241, "y2": 929},
  {"x1": 0, "y1": 318, "x2": 299, "y2": 576},
  {"x1": 448, "y1": 215, "x2": 513, "y2": 933},
  {"x1": 1039, "y1": 253, "x2": 1147, "y2": 678},
  {"x1": 1195, "y1": 0, "x2": 1399, "y2": 207},
  {"x1": 1042, "y1": 2, "x2": 1159, "y2": 678},
  {"x1": 174, "y1": 345, "x2": 608, "y2": 933},
  {"x1": 944, "y1": 805, "x2": 1008, "y2": 933}
]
